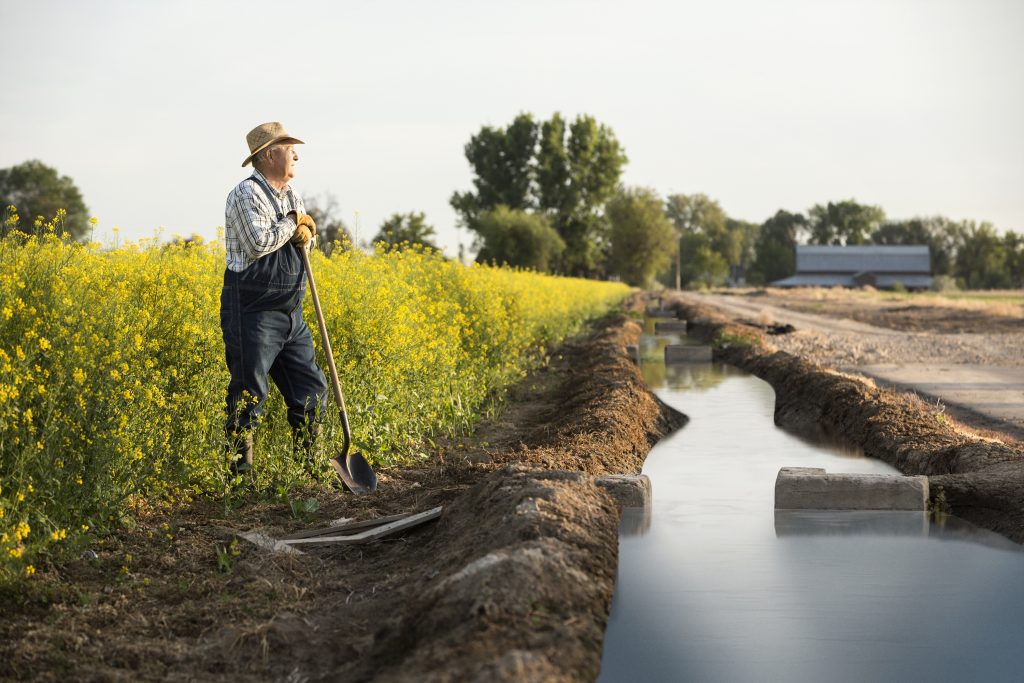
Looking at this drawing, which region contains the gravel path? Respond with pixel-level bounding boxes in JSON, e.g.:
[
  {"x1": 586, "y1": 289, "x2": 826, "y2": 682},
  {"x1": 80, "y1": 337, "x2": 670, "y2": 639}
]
[{"x1": 698, "y1": 293, "x2": 1024, "y2": 367}]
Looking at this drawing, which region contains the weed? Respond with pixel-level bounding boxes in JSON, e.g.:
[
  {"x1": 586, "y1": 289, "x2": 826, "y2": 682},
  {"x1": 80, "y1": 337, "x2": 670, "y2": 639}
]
[{"x1": 215, "y1": 538, "x2": 241, "y2": 574}]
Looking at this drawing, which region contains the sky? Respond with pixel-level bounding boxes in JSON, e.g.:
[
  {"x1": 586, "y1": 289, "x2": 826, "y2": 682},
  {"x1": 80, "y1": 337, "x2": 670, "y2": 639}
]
[{"x1": 1, "y1": 0, "x2": 1022, "y2": 255}]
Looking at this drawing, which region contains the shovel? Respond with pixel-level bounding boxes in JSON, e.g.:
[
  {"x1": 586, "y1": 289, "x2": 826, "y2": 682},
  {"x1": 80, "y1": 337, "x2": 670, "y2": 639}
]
[{"x1": 298, "y1": 246, "x2": 378, "y2": 495}]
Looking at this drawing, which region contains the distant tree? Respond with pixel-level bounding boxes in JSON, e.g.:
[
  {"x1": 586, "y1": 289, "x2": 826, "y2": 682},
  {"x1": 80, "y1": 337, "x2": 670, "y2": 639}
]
[
  {"x1": 373, "y1": 212, "x2": 438, "y2": 250},
  {"x1": 954, "y1": 221, "x2": 1011, "y2": 289},
  {"x1": 808, "y1": 199, "x2": 885, "y2": 246},
  {"x1": 726, "y1": 217, "x2": 760, "y2": 275},
  {"x1": 0, "y1": 160, "x2": 90, "y2": 240},
  {"x1": 451, "y1": 112, "x2": 626, "y2": 277},
  {"x1": 304, "y1": 193, "x2": 352, "y2": 256},
  {"x1": 606, "y1": 187, "x2": 676, "y2": 288},
  {"x1": 537, "y1": 114, "x2": 627, "y2": 275},
  {"x1": 474, "y1": 206, "x2": 565, "y2": 272},
  {"x1": 679, "y1": 232, "x2": 729, "y2": 288},
  {"x1": 665, "y1": 193, "x2": 729, "y2": 289},
  {"x1": 748, "y1": 210, "x2": 807, "y2": 285},
  {"x1": 1003, "y1": 230, "x2": 1024, "y2": 288},
  {"x1": 450, "y1": 113, "x2": 539, "y2": 230}
]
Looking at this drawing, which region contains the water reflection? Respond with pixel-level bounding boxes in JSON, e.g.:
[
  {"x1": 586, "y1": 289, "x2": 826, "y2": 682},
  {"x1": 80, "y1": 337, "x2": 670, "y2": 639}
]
[{"x1": 599, "y1": 330, "x2": 1024, "y2": 683}]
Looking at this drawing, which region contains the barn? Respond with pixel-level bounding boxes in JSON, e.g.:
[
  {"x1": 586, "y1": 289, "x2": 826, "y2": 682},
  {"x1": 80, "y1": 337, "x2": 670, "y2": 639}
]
[{"x1": 771, "y1": 245, "x2": 933, "y2": 290}]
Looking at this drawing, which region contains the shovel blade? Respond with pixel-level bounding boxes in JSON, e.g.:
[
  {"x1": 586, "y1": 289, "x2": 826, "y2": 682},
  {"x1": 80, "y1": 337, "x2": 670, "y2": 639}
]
[{"x1": 329, "y1": 451, "x2": 378, "y2": 495}]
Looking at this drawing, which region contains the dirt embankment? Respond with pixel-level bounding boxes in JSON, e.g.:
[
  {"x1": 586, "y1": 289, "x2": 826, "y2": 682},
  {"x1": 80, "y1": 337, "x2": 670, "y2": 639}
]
[
  {"x1": 667, "y1": 292, "x2": 1024, "y2": 544},
  {"x1": 1, "y1": 310, "x2": 685, "y2": 682}
]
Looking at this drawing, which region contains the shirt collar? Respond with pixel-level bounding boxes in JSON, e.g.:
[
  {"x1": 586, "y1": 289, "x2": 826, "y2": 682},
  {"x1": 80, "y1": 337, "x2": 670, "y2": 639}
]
[{"x1": 252, "y1": 168, "x2": 290, "y2": 197}]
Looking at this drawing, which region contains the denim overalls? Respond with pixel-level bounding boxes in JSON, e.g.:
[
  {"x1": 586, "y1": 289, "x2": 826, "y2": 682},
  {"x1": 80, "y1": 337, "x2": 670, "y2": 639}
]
[{"x1": 220, "y1": 175, "x2": 328, "y2": 439}]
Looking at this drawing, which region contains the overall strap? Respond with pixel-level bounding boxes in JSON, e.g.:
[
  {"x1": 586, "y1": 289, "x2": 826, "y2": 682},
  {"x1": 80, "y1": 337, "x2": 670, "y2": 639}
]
[{"x1": 249, "y1": 174, "x2": 286, "y2": 220}]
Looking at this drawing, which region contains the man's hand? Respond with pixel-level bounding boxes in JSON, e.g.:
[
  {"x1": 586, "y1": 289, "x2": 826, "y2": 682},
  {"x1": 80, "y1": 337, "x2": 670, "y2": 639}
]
[
  {"x1": 288, "y1": 211, "x2": 316, "y2": 247},
  {"x1": 290, "y1": 224, "x2": 314, "y2": 246},
  {"x1": 295, "y1": 212, "x2": 317, "y2": 235}
]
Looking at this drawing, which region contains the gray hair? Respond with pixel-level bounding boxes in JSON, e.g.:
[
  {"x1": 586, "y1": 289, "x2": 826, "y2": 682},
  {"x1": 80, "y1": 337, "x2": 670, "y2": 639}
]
[{"x1": 252, "y1": 145, "x2": 276, "y2": 171}]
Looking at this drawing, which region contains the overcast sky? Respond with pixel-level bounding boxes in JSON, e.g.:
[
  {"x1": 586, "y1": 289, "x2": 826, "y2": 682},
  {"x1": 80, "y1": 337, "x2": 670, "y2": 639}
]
[{"x1": 2, "y1": 0, "x2": 1021, "y2": 254}]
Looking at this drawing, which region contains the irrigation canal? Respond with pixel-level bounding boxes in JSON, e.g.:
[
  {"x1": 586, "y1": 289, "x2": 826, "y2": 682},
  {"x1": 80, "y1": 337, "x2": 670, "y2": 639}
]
[{"x1": 598, "y1": 325, "x2": 1024, "y2": 682}]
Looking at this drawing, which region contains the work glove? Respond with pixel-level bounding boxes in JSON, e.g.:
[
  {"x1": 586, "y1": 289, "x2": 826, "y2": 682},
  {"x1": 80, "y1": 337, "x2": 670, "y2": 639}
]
[
  {"x1": 296, "y1": 212, "x2": 317, "y2": 235},
  {"x1": 289, "y1": 212, "x2": 317, "y2": 246},
  {"x1": 290, "y1": 224, "x2": 314, "y2": 247}
]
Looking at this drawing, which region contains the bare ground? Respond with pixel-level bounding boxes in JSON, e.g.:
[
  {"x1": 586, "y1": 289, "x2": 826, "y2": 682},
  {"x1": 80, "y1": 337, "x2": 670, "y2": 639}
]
[{"x1": 0, "y1": 308, "x2": 685, "y2": 682}]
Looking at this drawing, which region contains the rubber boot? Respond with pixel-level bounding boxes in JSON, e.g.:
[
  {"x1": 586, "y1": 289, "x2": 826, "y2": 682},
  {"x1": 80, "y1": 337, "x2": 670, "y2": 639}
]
[{"x1": 292, "y1": 423, "x2": 322, "y2": 478}]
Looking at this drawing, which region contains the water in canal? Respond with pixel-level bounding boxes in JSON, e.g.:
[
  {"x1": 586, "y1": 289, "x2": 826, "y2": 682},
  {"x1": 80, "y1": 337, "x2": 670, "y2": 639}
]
[{"x1": 598, "y1": 329, "x2": 1024, "y2": 682}]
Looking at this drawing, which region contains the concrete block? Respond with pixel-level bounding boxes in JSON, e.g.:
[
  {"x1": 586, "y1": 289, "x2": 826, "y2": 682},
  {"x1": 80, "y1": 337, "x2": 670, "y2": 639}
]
[
  {"x1": 774, "y1": 466, "x2": 929, "y2": 511},
  {"x1": 618, "y1": 506, "x2": 651, "y2": 536},
  {"x1": 645, "y1": 307, "x2": 676, "y2": 318},
  {"x1": 664, "y1": 345, "x2": 713, "y2": 364},
  {"x1": 625, "y1": 344, "x2": 640, "y2": 365},
  {"x1": 654, "y1": 320, "x2": 688, "y2": 334},
  {"x1": 596, "y1": 474, "x2": 652, "y2": 511}
]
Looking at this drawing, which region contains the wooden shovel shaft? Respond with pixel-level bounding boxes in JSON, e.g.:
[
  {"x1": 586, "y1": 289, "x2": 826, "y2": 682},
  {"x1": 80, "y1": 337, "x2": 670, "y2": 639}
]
[{"x1": 298, "y1": 247, "x2": 352, "y2": 450}]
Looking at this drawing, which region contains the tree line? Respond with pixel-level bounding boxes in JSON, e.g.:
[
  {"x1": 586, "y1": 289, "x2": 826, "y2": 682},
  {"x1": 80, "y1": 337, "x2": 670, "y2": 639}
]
[
  {"x1": 3, "y1": 122, "x2": 1021, "y2": 289},
  {"x1": 449, "y1": 114, "x2": 1023, "y2": 290}
]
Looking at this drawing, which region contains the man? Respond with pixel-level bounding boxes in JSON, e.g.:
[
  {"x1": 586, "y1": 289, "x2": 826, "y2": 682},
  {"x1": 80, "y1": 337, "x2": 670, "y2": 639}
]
[{"x1": 221, "y1": 122, "x2": 328, "y2": 477}]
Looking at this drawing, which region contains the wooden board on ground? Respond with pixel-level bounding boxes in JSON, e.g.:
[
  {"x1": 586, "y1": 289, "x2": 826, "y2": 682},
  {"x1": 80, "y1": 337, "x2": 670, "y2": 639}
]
[
  {"x1": 235, "y1": 529, "x2": 305, "y2": 556},
  {"x1": 281, "y1": 512, "x2": 412, "y2": 540},
  {"x1": 283, "y1": 507, "x2": 443, "y2": 546}
]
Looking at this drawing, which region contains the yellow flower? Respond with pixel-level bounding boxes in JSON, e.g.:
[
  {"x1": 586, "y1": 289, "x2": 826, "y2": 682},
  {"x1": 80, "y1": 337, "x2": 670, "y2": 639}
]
[
  {"x1": 38, "y1": 337, "x2": 51, "y2": 351},
  {"x1": 24, "y1": 565, "x2": 35, "y2": 577}
]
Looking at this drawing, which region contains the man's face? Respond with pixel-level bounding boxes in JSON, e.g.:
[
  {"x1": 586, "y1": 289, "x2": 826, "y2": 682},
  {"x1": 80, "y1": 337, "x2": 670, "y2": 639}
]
[{"x1": 266, "y1": 143, "x2": 299, "y2": 181}]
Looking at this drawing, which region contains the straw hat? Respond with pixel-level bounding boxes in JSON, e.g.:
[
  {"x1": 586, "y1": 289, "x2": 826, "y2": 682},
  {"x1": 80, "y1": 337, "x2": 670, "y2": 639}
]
[{"x1": 241, "y1": 122, "x2": 304, "y2": 167}]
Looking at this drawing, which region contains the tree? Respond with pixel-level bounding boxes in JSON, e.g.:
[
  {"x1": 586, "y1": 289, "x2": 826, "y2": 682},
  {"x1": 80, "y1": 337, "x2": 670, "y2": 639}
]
[
  {"x1": 808, "y1": 199, "x2": 885, "y2": 246},
  {"x1": 665, "y1": 193, "x2": 729, "y2": 289},
  {"x1": 0, "y1": 160, "x2": 90, "y2": 240},
  {"x1": 725, "y1": 218, "x2": 760, "y2": 276},
  {"x1": 748, "y1": 210, "x2": 807, "y2": 285},
  {"x1": 373, "y1": 212, "x2": 438, "y2": 250},
  {"x1": 606, "y1": 187, "x2": 676, "y2": 288},
  {"x1": 451, "y1": 112, "x2": 626, "y2": 277},
  {"x1": 474, "y1": 206, "x2": 565, "y2": 272},
  {"x1": 304, "y1": 193, "x2": 352, "y2": 256},
  {"x1": 541, "y1": 114, "x2": 627, "y2": 275},
  {"x1": 954, "y1": 221, "x2": 1011, "y2": 289},
  {"x1": 679, "y1": 232, "x2": 729, "y2": 288},
  {"x1": 450, "y1": 113, "x2": 538, "y2": 230},
  {"x1": 1003, "y1": 231, "x2": 1024, "y2": 288}
]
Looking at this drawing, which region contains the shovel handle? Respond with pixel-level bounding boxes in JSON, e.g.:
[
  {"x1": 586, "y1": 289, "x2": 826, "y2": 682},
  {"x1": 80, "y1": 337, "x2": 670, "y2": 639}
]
[{"x1": 298, "y1": 246, "x2": 351, "y2": 459}]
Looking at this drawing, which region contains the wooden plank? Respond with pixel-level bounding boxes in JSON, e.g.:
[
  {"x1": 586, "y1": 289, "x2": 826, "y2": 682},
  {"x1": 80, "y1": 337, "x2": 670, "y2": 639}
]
[
  {"x1": 283, "y1": 507, "x2": 443, "y2": 546},
  {"x1": 235, "y1": 529, "x2": 305, "y2": 556},
  {"x1": 281, "y1": 512, "x2": 412, "y2": 540}
]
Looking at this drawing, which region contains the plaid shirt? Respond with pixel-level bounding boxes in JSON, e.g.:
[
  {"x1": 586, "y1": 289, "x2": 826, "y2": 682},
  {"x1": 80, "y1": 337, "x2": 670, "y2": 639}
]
[{"x1": 224, "y1": 169, "x2": 306, "y2": 272}]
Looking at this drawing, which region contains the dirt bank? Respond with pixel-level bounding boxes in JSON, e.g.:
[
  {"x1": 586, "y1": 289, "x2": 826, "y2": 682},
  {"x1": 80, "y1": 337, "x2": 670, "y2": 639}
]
[
  {"x1": 666, "y1": 292, "x2": 1024, "y2": 544},
  {"x1": 0, "y1": 311, "x2": 685, "y2": 682}
]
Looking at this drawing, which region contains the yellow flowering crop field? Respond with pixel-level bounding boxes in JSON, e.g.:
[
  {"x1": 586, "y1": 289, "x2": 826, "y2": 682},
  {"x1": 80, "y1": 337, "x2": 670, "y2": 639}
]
[{"x1": 0, "y1": 221, "x2": 628, "y2": 579}]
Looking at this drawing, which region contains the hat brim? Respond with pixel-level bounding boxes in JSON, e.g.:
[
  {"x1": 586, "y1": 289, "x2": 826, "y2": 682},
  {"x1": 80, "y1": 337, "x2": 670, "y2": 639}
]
[{"x1": 241, "y1": 135, "x2": 305, "y2": 167}]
